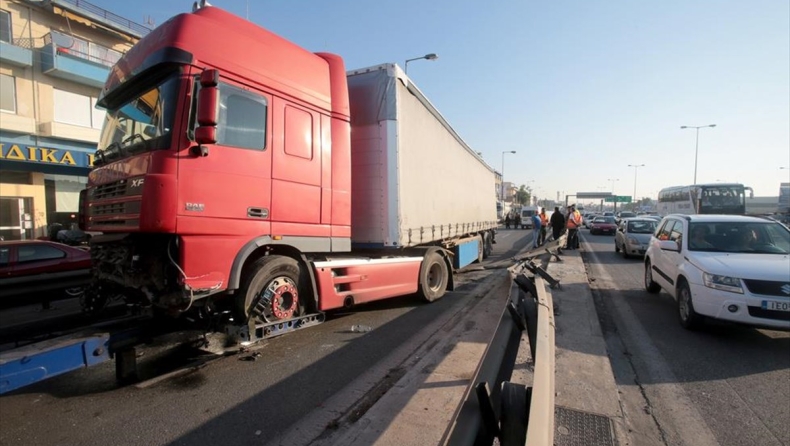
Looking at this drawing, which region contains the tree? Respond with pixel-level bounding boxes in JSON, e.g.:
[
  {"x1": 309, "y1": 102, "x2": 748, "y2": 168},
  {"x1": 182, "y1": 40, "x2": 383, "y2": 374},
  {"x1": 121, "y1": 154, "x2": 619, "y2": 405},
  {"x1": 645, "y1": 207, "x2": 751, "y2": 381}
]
[{"x1": 516, "y1": 185, "x2": 532, "y2": 205}]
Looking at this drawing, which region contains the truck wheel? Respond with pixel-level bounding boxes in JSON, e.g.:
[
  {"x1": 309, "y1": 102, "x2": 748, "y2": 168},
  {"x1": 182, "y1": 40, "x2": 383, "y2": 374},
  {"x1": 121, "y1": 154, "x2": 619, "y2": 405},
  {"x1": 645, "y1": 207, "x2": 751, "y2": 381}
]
[
  {"x1": 476, "y1": 235, "x2": 484, "y2": 263},
  {"x1": 236, "y1": 255, "x2": 305, "y2": 324},
  {"x1": 482, "y1": 232, "x2": 493, "y2": 259},
  {"x1": 418, "y1": 251, "x2": 449, "y2": 302}
]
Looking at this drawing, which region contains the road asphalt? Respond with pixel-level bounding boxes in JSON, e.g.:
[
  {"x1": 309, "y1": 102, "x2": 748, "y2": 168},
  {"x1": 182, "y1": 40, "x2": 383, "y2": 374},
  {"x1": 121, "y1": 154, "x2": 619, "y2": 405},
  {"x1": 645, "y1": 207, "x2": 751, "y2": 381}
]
[{"x1": 269, "y1": 241, "x2": 627, "y2": 446}]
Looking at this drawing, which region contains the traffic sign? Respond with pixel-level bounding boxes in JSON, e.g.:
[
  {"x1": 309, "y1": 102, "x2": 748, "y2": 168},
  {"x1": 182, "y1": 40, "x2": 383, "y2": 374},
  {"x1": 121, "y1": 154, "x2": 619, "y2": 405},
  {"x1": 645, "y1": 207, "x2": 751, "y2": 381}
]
[{"x1": 605, "y1": 195, "x2": 632, "y2": 203}]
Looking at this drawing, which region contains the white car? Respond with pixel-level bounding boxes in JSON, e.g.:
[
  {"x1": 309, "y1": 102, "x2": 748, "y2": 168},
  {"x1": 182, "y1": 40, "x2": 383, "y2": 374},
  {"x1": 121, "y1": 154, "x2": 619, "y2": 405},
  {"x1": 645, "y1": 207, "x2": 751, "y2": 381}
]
[
  {"x1": 644, "y1": 214, "x2": 790, "y2": 330},
  {"x1": 615, "y1": 218, "x2": 658, "y2": 258}
]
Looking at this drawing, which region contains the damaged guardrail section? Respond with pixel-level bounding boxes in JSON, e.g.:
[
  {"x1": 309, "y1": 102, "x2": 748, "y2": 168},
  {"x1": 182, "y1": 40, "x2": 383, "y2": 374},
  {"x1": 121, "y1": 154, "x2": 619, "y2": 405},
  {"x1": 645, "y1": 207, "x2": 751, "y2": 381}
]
[{"x1": 443, "y1": 237, "x2": 562, "y2": 446}]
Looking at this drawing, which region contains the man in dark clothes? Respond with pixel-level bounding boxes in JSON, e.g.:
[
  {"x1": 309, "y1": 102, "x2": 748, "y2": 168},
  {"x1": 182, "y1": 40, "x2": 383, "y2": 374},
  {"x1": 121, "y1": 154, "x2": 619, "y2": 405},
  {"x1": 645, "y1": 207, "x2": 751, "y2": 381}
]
[{"x1": 550, "y1": 206, "x2": 565, "y2": 242}]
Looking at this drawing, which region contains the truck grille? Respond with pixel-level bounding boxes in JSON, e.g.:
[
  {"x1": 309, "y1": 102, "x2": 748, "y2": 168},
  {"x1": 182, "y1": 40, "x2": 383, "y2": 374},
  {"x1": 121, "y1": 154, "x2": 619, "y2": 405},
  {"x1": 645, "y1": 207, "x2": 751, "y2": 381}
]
[
  {"x1": 91, "y1": 201, "x2": 142, "y2": 216},
  {"x1": 93, "y1": 179, "x2": 129, "y2": 199}
]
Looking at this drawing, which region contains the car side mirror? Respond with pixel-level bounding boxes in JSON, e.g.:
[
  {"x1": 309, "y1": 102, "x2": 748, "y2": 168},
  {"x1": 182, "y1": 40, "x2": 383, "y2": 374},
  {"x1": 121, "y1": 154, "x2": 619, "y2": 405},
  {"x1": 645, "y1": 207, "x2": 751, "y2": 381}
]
[
  {"x1": 194, "y1": 69, "x2": 220, "y2": 149},
  {"x1": 658, "y1": 239, "x2": 680, "y2": 252}
]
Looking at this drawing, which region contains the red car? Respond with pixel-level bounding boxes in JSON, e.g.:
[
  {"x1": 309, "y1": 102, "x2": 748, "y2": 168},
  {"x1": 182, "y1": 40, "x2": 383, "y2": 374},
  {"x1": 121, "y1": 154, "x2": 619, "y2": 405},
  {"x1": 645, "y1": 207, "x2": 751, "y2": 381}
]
[
  {"x1": 0, "y1": 240, "x2": 92, "y2": 309},
  {"x1": 589, "y1": 217, "x2": 618, "y2": 235}
]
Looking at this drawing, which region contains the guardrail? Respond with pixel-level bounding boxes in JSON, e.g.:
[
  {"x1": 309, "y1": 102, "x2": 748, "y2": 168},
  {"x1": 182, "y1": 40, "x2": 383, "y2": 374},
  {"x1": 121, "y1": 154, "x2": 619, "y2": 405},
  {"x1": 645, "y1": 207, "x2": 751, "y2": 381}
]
[{"x1": 443, "y1": 235, "x2": 563, "y2": 446}]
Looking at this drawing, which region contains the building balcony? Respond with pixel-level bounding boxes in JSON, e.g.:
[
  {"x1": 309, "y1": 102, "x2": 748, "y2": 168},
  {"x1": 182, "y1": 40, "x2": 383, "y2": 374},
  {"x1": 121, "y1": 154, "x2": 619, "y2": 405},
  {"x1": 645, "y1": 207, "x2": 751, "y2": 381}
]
[
  {"x1": 48, "y1": 0, "x2": 151, "y2": 39},
  {"x1": 0, "y1": 38, "x2": 34, "y2": 67},
  {"x1": 38, "y1": 31, "x2": 120, "y2": 88}
]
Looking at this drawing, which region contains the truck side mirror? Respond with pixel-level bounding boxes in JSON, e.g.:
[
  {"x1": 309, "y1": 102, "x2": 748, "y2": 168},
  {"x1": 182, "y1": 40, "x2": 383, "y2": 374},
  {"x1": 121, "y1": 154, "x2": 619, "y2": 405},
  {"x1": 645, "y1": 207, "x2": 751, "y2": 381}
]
[{"x1": 195, "y1": 69, "x2": 220, "y2": 147}]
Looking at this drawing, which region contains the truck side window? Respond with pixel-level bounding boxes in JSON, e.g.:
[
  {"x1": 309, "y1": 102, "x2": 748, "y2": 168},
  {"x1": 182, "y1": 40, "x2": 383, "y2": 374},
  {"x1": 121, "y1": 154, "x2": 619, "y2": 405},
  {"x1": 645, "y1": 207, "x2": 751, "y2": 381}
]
[{"x1": 217, "y1": 83, "x2": 267, "y2": 150}]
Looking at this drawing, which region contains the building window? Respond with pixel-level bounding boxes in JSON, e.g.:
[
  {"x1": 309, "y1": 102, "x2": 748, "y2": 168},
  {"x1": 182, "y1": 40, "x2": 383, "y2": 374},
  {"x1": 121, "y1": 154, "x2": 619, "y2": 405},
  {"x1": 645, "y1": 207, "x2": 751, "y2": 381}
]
[
  {"x1": 53, "y1": 89, "x2": 105, "y2": 129},
  {"x1": 0, "y1": 74, "x2": 16, "y2": 113},
  {"x1": 0, "y1": 10, "x2": 11, "y2": 44},
  {"x1": 44, "y1": 174, "x2": 87, "y2": 213}
]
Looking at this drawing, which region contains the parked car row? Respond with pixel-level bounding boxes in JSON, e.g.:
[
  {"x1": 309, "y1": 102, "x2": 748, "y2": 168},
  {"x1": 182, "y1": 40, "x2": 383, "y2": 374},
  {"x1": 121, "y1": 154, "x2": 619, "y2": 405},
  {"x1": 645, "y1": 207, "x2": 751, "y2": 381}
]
[{"x1": 0, "y1": 240, "x2": 92, "y2": 309}]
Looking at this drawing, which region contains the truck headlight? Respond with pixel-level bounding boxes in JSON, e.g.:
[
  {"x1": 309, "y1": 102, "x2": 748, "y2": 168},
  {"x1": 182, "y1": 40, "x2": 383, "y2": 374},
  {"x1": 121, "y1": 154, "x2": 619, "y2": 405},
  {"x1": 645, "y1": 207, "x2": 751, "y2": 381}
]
[{"x1": 703, "y1": 273, "x2": 744, "y2": 294}]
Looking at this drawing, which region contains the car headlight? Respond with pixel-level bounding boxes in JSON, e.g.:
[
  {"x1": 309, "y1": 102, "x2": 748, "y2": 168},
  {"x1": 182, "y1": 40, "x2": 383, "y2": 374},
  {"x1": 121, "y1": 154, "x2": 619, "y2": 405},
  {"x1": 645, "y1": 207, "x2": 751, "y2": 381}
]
[
  {"x1": 627, "y1": 237, "x2": 640, "y2": 245},
  {"x1": 702, "y1": 273, "x2": 744, "y2": 294}
]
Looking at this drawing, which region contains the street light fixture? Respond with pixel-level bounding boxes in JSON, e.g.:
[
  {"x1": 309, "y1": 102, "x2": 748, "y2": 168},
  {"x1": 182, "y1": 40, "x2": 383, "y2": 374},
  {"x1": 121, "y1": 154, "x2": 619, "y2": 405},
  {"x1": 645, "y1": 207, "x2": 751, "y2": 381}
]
[
  {"x1": 404, "y1": 53, "x2": 438, "y2": 74},
  {"x1": 501, "y1": 151, "x2": 516, "y2": 203},
  {"x1": 680, "y1": 124, "x2": 716, "y2": 184},
  {"x1": 607, "y1": 178, "x2": 619, "y2": 194},
  {"x1": 628, "y1": 164, "x2": 645, "y2": 210}
]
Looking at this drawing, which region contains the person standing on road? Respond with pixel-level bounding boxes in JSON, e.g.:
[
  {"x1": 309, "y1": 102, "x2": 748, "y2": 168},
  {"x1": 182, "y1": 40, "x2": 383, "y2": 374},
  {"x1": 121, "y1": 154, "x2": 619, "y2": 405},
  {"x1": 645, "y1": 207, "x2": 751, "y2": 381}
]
[
  {"x1": 550, "y1": 207, "x2": 565, "y2": 242},
  {"x1": 566, "y1": 205, "x2": 583, "y2": 249},
  {"x1": 538, "y1": 208, "x2": 549, "y2": 245},
  {"x1": 531, "y1": 212, "x2": 542, "y2": 248},
  {"x1": 504, "y1": 213, "x2": 511, "y2": 229}
]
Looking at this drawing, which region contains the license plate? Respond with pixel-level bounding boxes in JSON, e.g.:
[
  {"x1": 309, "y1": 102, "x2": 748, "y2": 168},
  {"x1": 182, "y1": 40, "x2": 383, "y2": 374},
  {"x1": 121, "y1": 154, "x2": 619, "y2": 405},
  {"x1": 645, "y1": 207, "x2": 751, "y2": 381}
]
[{"x1": 762, "y1": 300, "x2": 790, "y2": 312}]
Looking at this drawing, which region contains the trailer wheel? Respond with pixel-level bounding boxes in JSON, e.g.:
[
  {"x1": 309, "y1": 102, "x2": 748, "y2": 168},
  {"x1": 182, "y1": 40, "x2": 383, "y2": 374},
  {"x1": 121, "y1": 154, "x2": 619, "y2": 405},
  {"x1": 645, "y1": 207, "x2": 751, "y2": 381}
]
[
  {"x1": 418, "y1": 251, "x2": 449, "y2": 302},
  {"x1": 476, "y1": 235, "x2": 485, "y2": 263},
  {"x1": 482, "y1": 232, "x2": 493, "y2": 259},
  {"x1": 236, "y1": 255, "x2": 305, "y2": 324}
]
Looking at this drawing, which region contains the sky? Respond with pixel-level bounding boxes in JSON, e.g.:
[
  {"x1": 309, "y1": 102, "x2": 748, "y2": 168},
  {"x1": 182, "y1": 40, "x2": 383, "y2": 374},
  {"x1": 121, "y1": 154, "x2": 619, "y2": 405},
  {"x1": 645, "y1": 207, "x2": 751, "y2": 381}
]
[{"x1": 92, "y1": 0, "x2": 789, "y2": 201}]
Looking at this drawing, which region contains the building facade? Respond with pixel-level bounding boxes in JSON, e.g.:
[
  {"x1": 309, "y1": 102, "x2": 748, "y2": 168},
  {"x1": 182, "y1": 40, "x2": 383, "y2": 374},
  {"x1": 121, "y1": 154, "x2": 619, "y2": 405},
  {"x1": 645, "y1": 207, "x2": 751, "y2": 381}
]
[{"x1": 0, "y1": 0, "x2": 147, "y2": 240}]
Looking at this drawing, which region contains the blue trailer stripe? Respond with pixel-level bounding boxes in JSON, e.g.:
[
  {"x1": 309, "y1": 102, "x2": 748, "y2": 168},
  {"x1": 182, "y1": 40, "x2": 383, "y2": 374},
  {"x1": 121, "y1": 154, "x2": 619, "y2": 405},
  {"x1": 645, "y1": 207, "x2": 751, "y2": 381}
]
[{"x1": 454, "y1": 238, "x2": 480, "y2": 269}]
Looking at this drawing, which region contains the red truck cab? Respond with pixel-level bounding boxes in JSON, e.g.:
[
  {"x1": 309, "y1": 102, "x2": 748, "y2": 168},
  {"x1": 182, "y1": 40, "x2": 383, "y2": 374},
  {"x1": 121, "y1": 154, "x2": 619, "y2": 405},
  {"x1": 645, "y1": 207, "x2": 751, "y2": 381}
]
[{"x1": 83, "y1": 6, "x2": 356, "y2": 321}]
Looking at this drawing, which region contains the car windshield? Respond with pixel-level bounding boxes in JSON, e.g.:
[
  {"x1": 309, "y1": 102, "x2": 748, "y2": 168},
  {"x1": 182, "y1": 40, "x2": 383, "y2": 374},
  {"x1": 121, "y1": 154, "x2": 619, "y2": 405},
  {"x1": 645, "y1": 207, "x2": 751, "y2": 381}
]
[
  {"x1": 620, "y1": 212, "x2": 636, "y2": 218},
  {"x1": 94, "y1": 72, "x2": 181, "y2": 166},
  {"x1": 628, "y1": 220, "x2": 657, "y2": 233},
  {"x1": 594, "y1": 217, "x2": 615, "y2": 224},
  {"x1": 688, "y1": 222, "x2": 790, "y2": 254}
]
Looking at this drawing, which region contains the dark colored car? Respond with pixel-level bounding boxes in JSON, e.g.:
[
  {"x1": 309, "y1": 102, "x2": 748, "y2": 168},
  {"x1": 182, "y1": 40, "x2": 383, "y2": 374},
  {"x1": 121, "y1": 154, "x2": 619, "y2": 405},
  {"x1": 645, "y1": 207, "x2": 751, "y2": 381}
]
[
  {"x1": 0, "y1": 240, "x2": 92, "y2": 308},
  {"x1": 589, "y1": 216, "x2": 618, "y2": 235}
]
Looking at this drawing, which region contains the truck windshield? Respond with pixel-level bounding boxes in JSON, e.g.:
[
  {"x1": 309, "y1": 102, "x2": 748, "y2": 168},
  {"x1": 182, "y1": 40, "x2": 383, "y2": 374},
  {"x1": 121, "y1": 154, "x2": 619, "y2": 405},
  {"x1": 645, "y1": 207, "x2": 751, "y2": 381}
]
[{"x1": 94, "y1": 73, "x2": 181, "y2": 166}]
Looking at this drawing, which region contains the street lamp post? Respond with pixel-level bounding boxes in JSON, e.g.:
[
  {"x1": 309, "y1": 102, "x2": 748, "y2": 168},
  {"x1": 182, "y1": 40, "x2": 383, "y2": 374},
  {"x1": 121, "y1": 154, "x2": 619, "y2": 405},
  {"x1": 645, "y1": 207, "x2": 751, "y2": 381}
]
[
  {"x1": 680, "y1": 124, "x2": 716, "y2": 185},
  {"x1": 607, "y1": 178, "x2": 619, "y2": 194},
  {"x1": 628, "y1": 164, "x2": 645, "y2": 210},
  {"x1": 404, "y1": 53, "x2": 438, "y2": 74},
  {"x1": 501, "y1": 151, "x2": 516, "y2": 203}
]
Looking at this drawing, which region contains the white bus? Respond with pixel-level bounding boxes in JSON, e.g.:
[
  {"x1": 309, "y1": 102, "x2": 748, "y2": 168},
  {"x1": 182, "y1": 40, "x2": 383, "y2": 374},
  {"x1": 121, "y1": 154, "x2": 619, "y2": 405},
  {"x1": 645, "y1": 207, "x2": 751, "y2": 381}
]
[{"x1": 657, "y1": 183, "x2": 754, "y2": 216}]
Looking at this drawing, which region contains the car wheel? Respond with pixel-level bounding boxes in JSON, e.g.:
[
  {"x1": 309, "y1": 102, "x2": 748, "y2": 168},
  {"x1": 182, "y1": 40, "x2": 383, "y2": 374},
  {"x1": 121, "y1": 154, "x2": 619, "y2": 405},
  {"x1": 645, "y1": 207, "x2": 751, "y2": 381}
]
[
  {"x1": 677, "y1": 279, "x2": 703, "y2": 330},
  {"x1": 644, "y1": 260, "x2": 661, "y2": 294}
]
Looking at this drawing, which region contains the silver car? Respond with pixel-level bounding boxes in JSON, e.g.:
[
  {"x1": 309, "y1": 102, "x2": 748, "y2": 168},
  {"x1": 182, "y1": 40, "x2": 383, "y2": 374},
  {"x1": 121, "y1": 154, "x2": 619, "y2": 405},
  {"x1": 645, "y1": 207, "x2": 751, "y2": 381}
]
[{"x1": 615, "y1": 218, "x2": 659, "y2": 258}]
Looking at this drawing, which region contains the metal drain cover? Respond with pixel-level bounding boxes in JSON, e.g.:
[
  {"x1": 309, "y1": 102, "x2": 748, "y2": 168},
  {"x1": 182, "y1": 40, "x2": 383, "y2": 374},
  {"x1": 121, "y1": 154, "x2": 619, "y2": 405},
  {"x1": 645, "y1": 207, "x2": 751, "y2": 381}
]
[{"x1": 554, "y1": 406, "x2": 615, "y2": 446}]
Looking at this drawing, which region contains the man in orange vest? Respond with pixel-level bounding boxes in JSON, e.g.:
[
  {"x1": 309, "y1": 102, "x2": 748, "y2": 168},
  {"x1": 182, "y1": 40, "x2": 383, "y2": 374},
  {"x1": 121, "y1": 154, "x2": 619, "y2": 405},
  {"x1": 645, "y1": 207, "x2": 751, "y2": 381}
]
[
  {"x1": 566, "y1": 205, "x2": 583, "y2": 249},
  {"x1": 538, "y1": 208, "x2": 549, "y2": 245}
]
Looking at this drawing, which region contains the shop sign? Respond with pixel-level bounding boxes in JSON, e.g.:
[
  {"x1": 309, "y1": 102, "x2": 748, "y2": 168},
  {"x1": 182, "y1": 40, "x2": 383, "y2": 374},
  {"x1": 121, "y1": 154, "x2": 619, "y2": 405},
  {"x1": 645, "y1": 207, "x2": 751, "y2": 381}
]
[{"x1": 0, "y1": 143, "x2": 94, "y2": 168}]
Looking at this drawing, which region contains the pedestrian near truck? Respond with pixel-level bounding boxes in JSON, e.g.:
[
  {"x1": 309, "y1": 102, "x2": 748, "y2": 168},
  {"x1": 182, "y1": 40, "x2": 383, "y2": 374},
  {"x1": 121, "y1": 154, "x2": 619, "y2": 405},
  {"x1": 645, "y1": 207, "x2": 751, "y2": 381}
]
[
  {"x1": 550, "y1": 207, "x2": 565, "y2": 242},
  {"x1": 538, "y1": 208, "x2": 548, "y2": 245},
  {"x1": 566, "y1": 205, "x2": 583, "y2": 249},
  {"x1": 531, "y1": 212, "x2": 542, "y2": 248}
]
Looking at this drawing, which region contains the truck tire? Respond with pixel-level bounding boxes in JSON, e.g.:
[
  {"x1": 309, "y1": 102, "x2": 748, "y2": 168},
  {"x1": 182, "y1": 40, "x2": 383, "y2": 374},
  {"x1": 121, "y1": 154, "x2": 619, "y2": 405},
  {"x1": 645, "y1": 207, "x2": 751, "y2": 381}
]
[
  {"x1": 235, "y1": 255, "x2": 305, "y2": 324},
  {"x1": 418, "y1": 251, "x2": 449, "y2": 302},
  {"x1": 482, "y1": 232, "x2": 493, "y2": 259}
]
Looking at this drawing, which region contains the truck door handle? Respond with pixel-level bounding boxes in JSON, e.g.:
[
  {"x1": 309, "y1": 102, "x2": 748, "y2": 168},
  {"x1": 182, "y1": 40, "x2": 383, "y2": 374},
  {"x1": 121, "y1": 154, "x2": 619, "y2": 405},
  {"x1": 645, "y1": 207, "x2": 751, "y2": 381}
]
[{"x1": 247, "y1": 207, "x2": 268, "y2": 218}]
